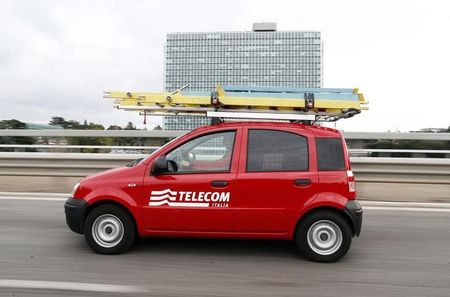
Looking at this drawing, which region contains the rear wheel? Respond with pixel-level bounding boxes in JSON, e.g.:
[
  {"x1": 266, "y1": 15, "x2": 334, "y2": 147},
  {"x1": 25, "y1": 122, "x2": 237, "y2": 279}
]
[
  {"x1": 295, "y1": 210, "x2": 352, "y2": 262},
  {"x1": 84, "y1": 204, "x2": 136, "y2": 254}
]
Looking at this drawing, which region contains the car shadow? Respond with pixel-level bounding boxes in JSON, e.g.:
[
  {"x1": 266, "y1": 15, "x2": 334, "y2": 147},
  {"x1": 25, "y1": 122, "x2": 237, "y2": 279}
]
[{"x1": 130, "y1": 237, "x2": 301, "y2": 260}]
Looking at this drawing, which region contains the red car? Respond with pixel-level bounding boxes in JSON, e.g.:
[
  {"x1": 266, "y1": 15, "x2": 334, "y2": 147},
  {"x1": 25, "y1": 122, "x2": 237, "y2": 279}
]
[{"x1": 65, "y1": 122, "x2": 362, "y2": 262}]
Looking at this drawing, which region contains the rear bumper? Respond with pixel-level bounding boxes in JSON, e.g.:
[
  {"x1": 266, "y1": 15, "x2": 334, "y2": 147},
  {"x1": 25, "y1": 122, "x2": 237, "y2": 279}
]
[
  {"x1": 344, "y1": 200, "x2": 363, "y2": 237},
  {"x1": 64, "y1": 197, "x2": 88, "y2": 234}
]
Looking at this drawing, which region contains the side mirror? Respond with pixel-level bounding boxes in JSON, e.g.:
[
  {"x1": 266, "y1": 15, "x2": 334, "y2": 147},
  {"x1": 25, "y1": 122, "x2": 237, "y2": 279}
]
[{"x1": 151, "y1": 156, "x2": 169, "y2": 175}]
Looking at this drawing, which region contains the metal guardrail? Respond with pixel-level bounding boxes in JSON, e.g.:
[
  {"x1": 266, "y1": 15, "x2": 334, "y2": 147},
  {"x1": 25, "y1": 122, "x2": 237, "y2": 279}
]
[
  {"x1": 1, "y1": 144, "x2": 449, "y2": 158},
  {"x1": 0, "y1": 129, "x2": 183, "y2": 138},
  {"x1": 1, "y1": 130, "x2": 448, "y2": 185},
  {"x1": 0, "y1": 144, "x2": 160, "y2": 150},
  {"x1": 350, "y1": 149, "x2": 450, "y2": 154},
  {"x1": 0, "y1": 152, "x2": 449, "y2": 185},
  {"x1": 0, "y1": 152, "x2": 145, "y2": 177},
  {"x1": 343, "y1": 132, "x2": 450, "y2": 141},
  {"x1": 1, "y1": 129, "x2": 450, "y2": 140},
  {"x1": 0, "y1": 153, "x2": 147, "y2": 177},
  {"x1": 350, "y1": 157, "x2": 450, "y2": 184},
  {"x1": 1, "y1": 130, "x2": 449, "y2": 156}
]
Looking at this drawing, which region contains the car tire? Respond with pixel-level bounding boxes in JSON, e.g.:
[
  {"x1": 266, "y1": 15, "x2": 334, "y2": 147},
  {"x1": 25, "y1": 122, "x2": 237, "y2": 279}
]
[
  {"x1": 84, "y1": 204, "x2": 136, "y2": 254},
  {"x1": 295, "y1": 210, "x2": 352, "y2": 262}
]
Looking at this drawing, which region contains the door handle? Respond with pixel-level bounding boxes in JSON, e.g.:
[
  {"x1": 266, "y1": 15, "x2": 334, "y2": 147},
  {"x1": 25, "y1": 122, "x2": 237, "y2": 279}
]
[
  {"x1": 294, "y1": 179, "x2": 311, "y2": 186},
  {"x1": 211, "y1": 180, "x2": 228, "y2": 188}
]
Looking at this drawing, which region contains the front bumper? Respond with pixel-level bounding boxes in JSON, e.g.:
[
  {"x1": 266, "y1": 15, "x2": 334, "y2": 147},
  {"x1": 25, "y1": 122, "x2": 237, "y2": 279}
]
[
  {"x1": 64, "y1": 197, "x2": 88, "y2": 234},
  {"x1": 343, "y1": 200, "x2": 363, "y2": 237}
]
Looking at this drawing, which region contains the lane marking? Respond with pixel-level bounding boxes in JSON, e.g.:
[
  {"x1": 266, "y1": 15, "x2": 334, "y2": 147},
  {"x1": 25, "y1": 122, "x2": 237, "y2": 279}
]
[
  {"x1": 0, "y1": 196, "x2": 66, "y2": 202},
  {"x1": 364, "y1": 206, "x2": 450, "y2": 213},
  {"x1": 0, "y1": 279, "x2": 146, "y2": 293},
  {"x1": 0, "y1": 192, "x2": 68, "y2": 197},
  {"x1": 361, "y1": 201, "x2": 450, "y2": 208}
]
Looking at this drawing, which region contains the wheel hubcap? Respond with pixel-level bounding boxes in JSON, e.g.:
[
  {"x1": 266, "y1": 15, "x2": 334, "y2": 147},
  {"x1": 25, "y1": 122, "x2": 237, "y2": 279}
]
[
  {"x1": 92, "y1": 214, "x2": 124, "y2": 248},
  {"x1": 307, "y1": 220, "x2": 342, "y2": 256}
]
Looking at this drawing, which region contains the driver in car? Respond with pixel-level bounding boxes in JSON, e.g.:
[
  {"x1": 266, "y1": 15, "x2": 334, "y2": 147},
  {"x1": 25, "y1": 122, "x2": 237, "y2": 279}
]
[{"x1": 181, "y1": 134, "x2": 234, "y2": 171}]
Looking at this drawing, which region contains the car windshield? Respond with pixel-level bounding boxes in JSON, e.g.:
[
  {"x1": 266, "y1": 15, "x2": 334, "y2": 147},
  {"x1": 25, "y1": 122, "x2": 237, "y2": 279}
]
[{"x1": 142, "y1": 132, "x2": 188, "y2": 162}]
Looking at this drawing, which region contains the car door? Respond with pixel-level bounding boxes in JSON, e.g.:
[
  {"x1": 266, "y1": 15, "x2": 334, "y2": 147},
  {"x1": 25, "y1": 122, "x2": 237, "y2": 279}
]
[
  {"x1": 142, "y1": 128, "x2": 241, "y2": 232},
  {"x1": 234, "y1": 127, "x2": 318, "y2": 234}
]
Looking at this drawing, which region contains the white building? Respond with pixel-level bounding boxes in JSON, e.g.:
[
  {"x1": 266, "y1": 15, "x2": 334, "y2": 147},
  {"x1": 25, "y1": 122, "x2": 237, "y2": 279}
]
[{"x1": 164, "y1": 23, "x2": 322, "y2": 130}]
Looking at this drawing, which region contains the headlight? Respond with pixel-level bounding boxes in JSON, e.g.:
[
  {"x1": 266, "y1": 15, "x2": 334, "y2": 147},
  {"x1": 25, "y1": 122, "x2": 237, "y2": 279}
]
[{"x1": 70, "y1": 182, "x2": 80, "y2": 198}]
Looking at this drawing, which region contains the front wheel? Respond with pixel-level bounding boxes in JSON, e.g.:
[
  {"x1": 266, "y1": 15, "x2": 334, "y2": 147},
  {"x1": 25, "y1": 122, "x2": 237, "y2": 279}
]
[
  {"x1": 295, "y1": 210, "x2": 352, "y2": 262},
  {"x1": 84, "y1": 204, "x2": 136, "y2": 254}
]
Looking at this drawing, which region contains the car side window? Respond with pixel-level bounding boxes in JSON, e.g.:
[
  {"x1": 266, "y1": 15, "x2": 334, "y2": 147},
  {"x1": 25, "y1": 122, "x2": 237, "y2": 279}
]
[
  {"x1": 247, "y1": 129, "x2": 309, "y2": 172},
  {"x1": 316, "y1": 138, "x2": 345, "y2": 171},
  {"x1": 166, "y1": 131, "x2": 236, "y2": 173}
]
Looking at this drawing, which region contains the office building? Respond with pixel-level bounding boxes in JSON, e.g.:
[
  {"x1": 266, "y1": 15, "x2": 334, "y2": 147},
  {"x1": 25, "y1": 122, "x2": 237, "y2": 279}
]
[{"x1": 164, "y1": 23, "x2": 322, "y2": 130}]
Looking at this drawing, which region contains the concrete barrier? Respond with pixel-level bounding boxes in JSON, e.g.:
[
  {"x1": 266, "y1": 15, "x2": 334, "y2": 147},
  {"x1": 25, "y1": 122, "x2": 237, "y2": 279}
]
[{"x1": 0, "y1": 152, "x2": 449, "y2": 202}]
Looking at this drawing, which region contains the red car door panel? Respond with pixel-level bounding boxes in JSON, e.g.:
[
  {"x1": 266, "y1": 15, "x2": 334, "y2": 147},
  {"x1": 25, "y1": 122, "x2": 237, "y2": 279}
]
[
  {"x1": 234, "y1": 127, "x2": 318, "y2": 234},
  {"x1": 141, "y1": 128, "x2": 241, "y2": 233}
]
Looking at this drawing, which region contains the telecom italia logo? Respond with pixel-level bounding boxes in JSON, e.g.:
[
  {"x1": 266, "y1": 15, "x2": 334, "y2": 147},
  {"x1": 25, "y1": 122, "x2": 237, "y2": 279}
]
[{"x1": 149, "y1": 189, "x2": 230, "y2": 208}]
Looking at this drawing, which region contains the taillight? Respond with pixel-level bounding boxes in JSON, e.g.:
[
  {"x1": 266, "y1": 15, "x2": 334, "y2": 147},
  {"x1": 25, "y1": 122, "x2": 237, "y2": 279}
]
[{"x1": 347, "y1": 170, "x2": 356, "y2": 196}]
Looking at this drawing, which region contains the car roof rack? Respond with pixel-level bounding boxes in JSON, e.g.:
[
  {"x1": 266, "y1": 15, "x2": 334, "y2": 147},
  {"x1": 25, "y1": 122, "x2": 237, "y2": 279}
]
[{"x1": 104, "y1": 84, "x2": 368, "y2": 124}]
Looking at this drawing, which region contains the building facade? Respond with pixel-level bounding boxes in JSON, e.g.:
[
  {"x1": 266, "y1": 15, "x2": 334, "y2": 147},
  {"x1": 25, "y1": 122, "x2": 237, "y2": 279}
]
[{"x1": 163, "y1": 23, "x2": 322, "y2": 130}]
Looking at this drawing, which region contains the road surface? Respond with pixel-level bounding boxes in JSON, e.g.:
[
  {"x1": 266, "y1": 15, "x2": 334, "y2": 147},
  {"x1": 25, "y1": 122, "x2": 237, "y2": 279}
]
[{"x1": 0, "y1": 194, "x2": 449, "y2": 296}]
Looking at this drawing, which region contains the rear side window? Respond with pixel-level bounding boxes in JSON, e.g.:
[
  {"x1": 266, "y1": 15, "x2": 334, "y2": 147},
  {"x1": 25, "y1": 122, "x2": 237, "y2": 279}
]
[
  {"x1": 316, "y1": 138, "x2": 345, "y2": 171},
  {"x1": 247, "y1": 129, "x2": 308, "y2": 172}
]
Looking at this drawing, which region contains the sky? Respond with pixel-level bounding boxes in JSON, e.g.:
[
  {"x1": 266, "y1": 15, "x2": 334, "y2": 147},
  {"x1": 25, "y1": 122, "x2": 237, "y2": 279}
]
[{"x1": 0, "y1": 0, "x2": 449, "y2": 132}]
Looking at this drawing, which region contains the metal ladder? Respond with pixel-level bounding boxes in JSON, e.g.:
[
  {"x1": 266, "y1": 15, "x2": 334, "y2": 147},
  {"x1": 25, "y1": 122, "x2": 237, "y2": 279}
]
[{"x1": 104, "y1": 84, "x2": 368, "y2": 122}]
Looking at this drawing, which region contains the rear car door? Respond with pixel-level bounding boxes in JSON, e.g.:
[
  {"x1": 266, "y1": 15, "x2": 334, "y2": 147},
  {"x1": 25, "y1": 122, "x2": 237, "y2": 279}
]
[
  {"x1": 234, "y1": 126, "x2": 318, "y2": 234},
  {"x1": 142, "y1": 128, "x2": 241, "y2": 232}
]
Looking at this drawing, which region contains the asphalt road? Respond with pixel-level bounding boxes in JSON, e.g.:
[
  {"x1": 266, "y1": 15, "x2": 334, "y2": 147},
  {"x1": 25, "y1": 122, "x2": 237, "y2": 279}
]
[{"x1": 1, "y1": 197, "x2": 450, "y2": 296}]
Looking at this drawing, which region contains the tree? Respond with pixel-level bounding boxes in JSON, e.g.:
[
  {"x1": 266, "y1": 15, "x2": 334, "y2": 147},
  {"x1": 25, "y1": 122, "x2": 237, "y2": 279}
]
[
  {"x1": 85, "y1": 122, "x2": 105, "y2": 130},
  {"x1": 0, "y1": 119, "x2": 35, "y2": 151},
  {"x1": 49, "y1": 116, "x2": 109, "y2": 152},
  {"x1": 0, "y1": 119, "x2": 27, "y2": 130},
  {"x1": 49, "y1": 116, "x2": 84, "y2": 129},
  {"x1": 49, "y1": 116, "x2": 68, "y2": 128}
]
